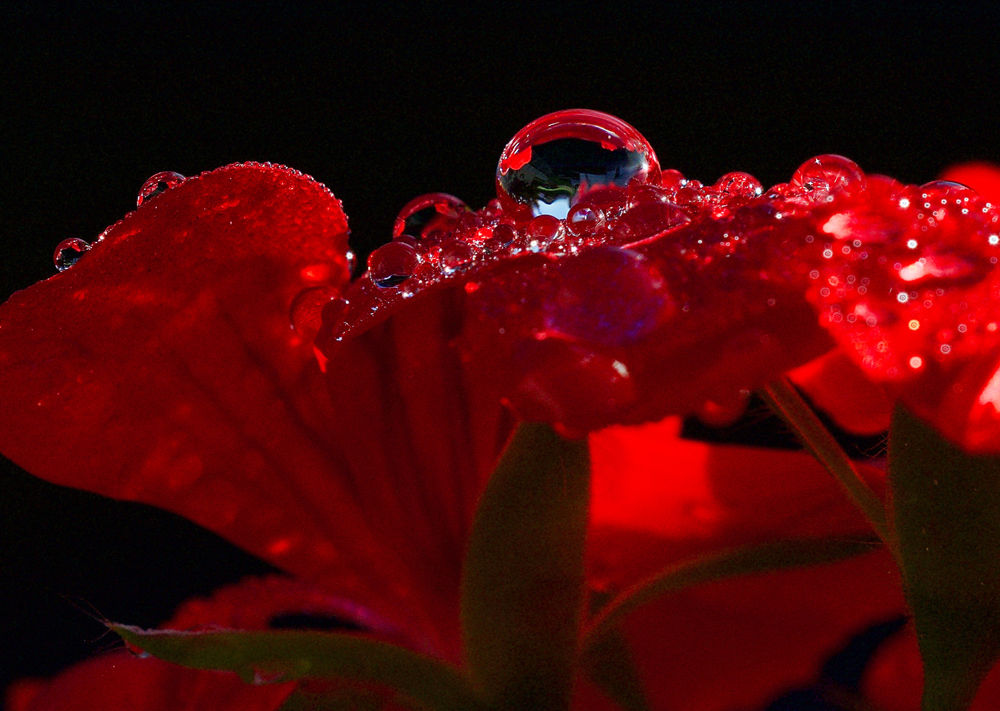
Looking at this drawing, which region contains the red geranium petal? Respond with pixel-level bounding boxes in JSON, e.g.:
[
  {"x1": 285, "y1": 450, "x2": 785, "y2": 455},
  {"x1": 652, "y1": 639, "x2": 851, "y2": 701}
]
[
  {"x1": 940, "y1": 162, "x2": 1000, "y2": 205},
  {"x1": 0, "y1": 164, "x2": 450, "y2": 646}
]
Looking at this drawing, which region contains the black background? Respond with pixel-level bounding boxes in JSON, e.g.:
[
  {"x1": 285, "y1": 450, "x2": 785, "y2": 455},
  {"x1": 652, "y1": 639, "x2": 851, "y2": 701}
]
[{"x1": 2, "y1": 1, "x2": 998, "y2": 703}]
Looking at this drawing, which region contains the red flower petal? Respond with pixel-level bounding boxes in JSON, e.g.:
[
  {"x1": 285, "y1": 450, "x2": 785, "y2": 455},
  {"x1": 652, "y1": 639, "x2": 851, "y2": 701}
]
[{"x1": 0, "y1": 164, "x2": 447, "y2": 643}]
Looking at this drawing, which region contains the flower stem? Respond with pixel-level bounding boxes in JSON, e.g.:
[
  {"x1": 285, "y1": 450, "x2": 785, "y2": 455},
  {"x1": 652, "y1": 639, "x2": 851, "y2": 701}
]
[{"x1": 759, "y1": 377, "x2": 895, "y2": 552}]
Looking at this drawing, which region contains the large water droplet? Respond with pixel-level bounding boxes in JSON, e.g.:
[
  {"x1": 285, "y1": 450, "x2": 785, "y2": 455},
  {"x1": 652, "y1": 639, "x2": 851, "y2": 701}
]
[
  {"x1": 137, "y1": 171, "x2": 186, "y2": 206},
  {"x1": 497, "y1": 109, "x2": 661, "y2": 220},
  {"x1": 54, "y1": 238, "x2": 91, "y2": 271},
  {"x1": 792, "y1": 155, "x2": 864, "y2": 201},
  {"x1": 368, "y1": 241, "x2": 419, "y2": 287},
  {"x1": 393, "y1": 193, "x2": 469, "y2": 241}
]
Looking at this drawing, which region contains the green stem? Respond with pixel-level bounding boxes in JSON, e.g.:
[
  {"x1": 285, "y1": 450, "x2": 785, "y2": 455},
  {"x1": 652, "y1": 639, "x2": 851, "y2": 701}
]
[{"x1": 759, "y1": 377, "x2": 895, "y2": 553}]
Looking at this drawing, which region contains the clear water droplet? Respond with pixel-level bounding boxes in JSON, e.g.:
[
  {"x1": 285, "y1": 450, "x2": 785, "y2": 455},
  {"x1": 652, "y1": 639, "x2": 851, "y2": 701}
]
[
  {"x1": 392, "y1": 193, "x2": 469, "y2": 240},
  {"x1": 137, "y1": 171, "x2": 186, "y2": 206},
  {"x1": 526, "y1": 215, "x2": 566, "y2": 251},
  {"x1": 485, "y1": 223, "x2": 518, "y2": 253},
  {"x1": 566, "y1": 203, "x2": 606, "y2": 237},
  {"x1": 289, "y1": 286, "x2": 341, "y2": 340},
  {"x1": 792, "y1": 155, "x2": 864, "y2": 200},
  {"x1": 439, "y1": 238, "x2": 475, "y2": 273},
  {"x1": 712, "y1": 171, "x2": 763, "y2": 201},
  {"x1": 54, "y1": 238, "x2": 91, "y2": 271},
  {"x1": 497, "y1": 109, "x2": 661, "y2": 220},
  {"x1": 368, "y1": 241, "x2": 419, "y2": 287}
]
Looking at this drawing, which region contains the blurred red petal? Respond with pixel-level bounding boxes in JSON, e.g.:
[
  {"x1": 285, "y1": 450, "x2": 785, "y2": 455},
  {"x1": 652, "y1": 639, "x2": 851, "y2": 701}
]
[
  {"x1": 862, "y1": 622, "x2": 1000, "y2": 711},
  {"x1": 789, "y1": 350, "x2": 894, "y2": 435}
]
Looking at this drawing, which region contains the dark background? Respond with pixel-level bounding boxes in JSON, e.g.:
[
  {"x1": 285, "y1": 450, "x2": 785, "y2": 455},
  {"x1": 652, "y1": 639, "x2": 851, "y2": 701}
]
[{"x1": 1, "y1": 1, "x2": 998, "y2": 703}]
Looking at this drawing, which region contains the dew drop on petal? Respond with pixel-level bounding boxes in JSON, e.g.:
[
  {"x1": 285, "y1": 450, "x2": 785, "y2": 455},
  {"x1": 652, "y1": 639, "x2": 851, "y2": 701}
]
[
  {"x1": 289, "y1": 286, "x2": 342, "y2": 340},
  {"x1": 368, "y1": 241, "x2": 419, "y2": 287},
  {"x1": 392, "y1": 193, "x2": 469, "y2": 240},
  {"x1": 566, "y1": 202, "x2": 606, "y2": 237},
  {"x1": 712, "y1": 171, "x2": 763, "y2": 200},
  {"x1": 54, "y1": 238, "x2": 91, "y2": 271},
  {"x1": 439, "y1": 238, "x2": 475, "y2": 273},
  {"x1": 137, "y1": 171, "x2": 186, "y2": 206},
  {"x1": 792, "y1": 155, "x2": 864, "y2": 200},
  {"x1": 496, "y1": 109, "x2": 661, "y2": 219},
  {"x1": 486, "y1": 223, "x2": 518, "y2": 253},
  {"x1": 526, "y1": 214, "x2": 566, "y2": 251}
]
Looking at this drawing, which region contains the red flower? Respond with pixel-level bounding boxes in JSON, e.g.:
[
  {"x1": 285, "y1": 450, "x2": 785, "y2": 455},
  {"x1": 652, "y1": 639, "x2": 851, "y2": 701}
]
[{"x1": 4, "y1": 114, "x2": 1000, "y2": 708}]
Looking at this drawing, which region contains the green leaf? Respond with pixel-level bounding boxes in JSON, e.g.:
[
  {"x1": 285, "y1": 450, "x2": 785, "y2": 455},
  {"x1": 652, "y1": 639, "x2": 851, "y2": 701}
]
[
  {"x1": 581, "y1": 627, "x2": 651, "y2": 711},
  {"x1": 582, "y1": 536, "x2": 881, "y2": 646},
  {"x1": 889, "y1": 405, "x2": 1000, "y2": 711},
  {"x1": 460, "y1": 422, "x2": 591, "y2": 711},
  {"x1": 111, "y1": 626, "x2": 484, "y2": 711}
]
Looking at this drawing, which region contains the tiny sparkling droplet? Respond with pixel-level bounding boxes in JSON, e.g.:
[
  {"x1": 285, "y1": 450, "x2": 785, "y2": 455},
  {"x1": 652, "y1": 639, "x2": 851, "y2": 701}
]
[
  {"x1": 486, "y1": 223, "x2": 518, "y2": 252},
  {"x1": 393, "y1": 193, "x2": 469, "y2": 240},
  {"x1": 368, "y1": 241, "x2": 419, "y2": 287},
  {"x1": 712, "y1": 171, "x2": 763, "y2": 200},
  {"x1": 497, "y1": 109, "x2": 661, "y2": 219},
  {"x1": 137, "y1": 171, "x2": 186, "y2": 206},
  {"x1": 54, "y1": 238, "x2": 91, "y2": 271}
]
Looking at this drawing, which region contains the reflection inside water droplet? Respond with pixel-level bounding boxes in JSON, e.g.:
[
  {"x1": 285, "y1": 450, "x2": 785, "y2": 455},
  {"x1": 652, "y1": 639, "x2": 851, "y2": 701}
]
[
  {"x1": 368, "y1": 241, "x2": 419, "y2": 287},
  {"x1": 54, "y1": 238, "x2": 91, "y2": 272},
  {"x1": 137, "y1": 171, "x2": 186, "y2": 206}
]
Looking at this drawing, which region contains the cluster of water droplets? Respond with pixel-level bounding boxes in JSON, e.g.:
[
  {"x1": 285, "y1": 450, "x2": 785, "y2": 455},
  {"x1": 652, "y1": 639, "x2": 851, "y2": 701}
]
[{"x1": 52, "y1": 171, "x2": 189, "y2": 272}]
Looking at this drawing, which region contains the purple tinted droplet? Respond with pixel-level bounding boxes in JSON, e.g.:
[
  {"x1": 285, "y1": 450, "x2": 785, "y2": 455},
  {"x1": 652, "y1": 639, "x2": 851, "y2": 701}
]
[
  {"x1": 289, "y1": 286, "x2": 342, "y2": 340},
  {"x1": 792, "y1": 155, "x2": 864, "y2": 200},
  {"x1": 392, "y1": 193, "x2": 469, "y2": 240},
  {"x1": 542, "y1": 246, "x2": 673, "y2": 347},
  {"x1": 137, "y1": 171, "x2": 186, "y2": 206},
  {"x1": 496, "y1": 109, "x2": 661, "y2": 219},
  {"x1": 54, "y1": 238, "x2": 91, "y2": 271},
  {"x1": 368, "y1": 241, "x2": 420, "y2": 287}
]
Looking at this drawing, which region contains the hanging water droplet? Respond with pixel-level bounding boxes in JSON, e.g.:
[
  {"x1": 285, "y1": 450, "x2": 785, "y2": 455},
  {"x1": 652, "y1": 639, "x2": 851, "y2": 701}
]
[
  {"x1": 137, "y1": 171, "x2": 186, "y2": 206},
  {"x1": 792, "y1": 155, "x2": 864, "y2": 201},
  {"x1": 289, "y1": 286, "x2": 342, "y2": 340},
  {"x1": 392, "y1": 193, "x2": 469, "y2": 241},
  {"x1": 54, "y1": 238, "x2": 91, "y2": 271},
  {"x1": 497, "y1": 109, "x2": 661, "y2": 220},
  {"x1": 368, "y1": 241, "x2": 419, "y2": 287}
]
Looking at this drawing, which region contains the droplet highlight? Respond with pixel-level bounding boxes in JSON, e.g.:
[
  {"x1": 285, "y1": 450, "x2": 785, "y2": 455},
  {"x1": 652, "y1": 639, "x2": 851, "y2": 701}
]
[
  {"x1": 393, "y1": 193, "x2": 469, "y2": 241},
  {"x1": 368, "y1": 241, "x2": 419, "y2": 287}
]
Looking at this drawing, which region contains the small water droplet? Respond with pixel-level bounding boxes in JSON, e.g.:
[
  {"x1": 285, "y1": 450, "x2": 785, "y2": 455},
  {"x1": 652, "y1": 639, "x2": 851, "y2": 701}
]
[
  {"x1": 368, "y1": 241, "x2": 419, "y2": 287},
  {"x1": 54, "y1": 238, "x2": 91, "y2": 271},
  {"x1": 485, "y1": 223, "x2": 518, "y2": 253},
  {"x1": 439, "y1": 238, "x2": 475, "y2": 273},
  {"x1": 712, "y1": 171, "x2": 763, "y2": 201},
  {"x1": 289, "y1": 286, "x2": 341, "y2": 340},
  {"x1": 566, "y1": 203, "x2": 606, "y2": 238},
  {"x1": 137, "y1": 171, "x2": 186, "y2": 206},
  {"x1": 526, "y1": 214, "x2": 566, "y2": 251},
  {"x1": 497, "y1": 109, "x2": 661, "y2": 219},
  {"x1": 792, "y1": 155, "x2": 864, "y2": 200},
  {"x1": 393, "y1": 193, "x2": 469, "y2": 240}
]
